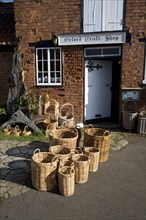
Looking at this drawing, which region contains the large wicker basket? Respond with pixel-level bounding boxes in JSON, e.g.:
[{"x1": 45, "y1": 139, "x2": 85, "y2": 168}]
[
  {"x1": 83, "y1": 147, "x2": 100, "y2": 172},
  {"x1": 71, "y1": 154, "x2": 89, "y2": 184},
  {"x1": 84, "y1": 125, "x2": 111, "y2": 162},
  {"x1": 49, "y1": 145, "x2": 72, "y2": 162},
  {"x1": 58, "y1": 166, "x2": 75, "y2": 196},
  {"x1": 59, "y1": 103, "x2": 75, "y2": 127},
  {"x1": 31, "y1": 149, "x2": 58, "y2": 191},
  {"x1": 49, "y1": 128, "x2": 78, "y2": 151}
]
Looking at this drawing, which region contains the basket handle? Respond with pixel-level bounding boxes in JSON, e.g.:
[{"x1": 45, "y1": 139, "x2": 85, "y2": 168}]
[
  {"x1": 50, "y1": 98, "x2": 59, "y2": 106},
  {"x1": 33, "y1": 148, "x2": 40, "y2": 155},
  {"x1": 103, "y1": 130, "x2": 110, "y2": 137},
  {"x1": 60, "y1": 103, "x2": 74, "y2": 116},
  {"x1": 88, "y1": 124, "x2": 93, "y2": 128},
  {"x1": 51, "y1": 155, "x2": 58, "y2": 163},
  {"x1": 122, "y1": 100, "x2": 137, "y2": 112}
]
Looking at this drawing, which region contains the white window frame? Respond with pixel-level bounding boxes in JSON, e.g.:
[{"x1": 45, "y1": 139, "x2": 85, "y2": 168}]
[
  {"x1": 84, "y1": 46, "x2": 121, "y2": 57},
  {"x1": 36, "y1": 47, "x2": 62, "y2": 86}
]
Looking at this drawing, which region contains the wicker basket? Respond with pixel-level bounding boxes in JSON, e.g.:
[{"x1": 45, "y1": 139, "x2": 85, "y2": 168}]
[
  {"x1": 122, "y1": 100, "x2": 138, "y2": 130},
  {"x1": 2, "y1": 125, "x2": 12, "y2": 135},
  {"x1": 84, "y1": 124, "x2": 111, "y2": 162},
  {"x1": 49, "y1": 128, "x2": 78, "y2": 151},
  {"x1": 59, "y1": 159, "x2": 74, "y2": 168},
  {"x1": 58, "y1": 166, "x2": 75, "y2": 196},
  {"x1": 59, "y1": 103, "x2": 75, "y2": 127},
  {"x1": 21, "y1": 125, "x2": 32, "y2": 137},
  {"x1": 44, "y1": 99, "x2": 59, "y2": 117},
  {"x1": 31, "y1": 149, "x2": 58, "y2": 191},
  {"x1": 49, "y1": 145, "x2": 71, "y2": 161},
  {"x1": 71, "y1": 154, "x2": 89, "y2": 184},
  {"x1": 83, "y1": 147, "x2": 100, "y2": 172},
  {"x1": 12, "y1": 125, "x2": 21, "y2": 137}
]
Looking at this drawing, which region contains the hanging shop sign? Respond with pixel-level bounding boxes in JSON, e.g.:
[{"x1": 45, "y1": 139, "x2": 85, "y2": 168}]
[{"x1": 58, "y1": 32, "x2": 126, "y2": 46}]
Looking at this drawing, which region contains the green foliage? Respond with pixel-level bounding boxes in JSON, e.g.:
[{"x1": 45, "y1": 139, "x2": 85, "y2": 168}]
[{"x1": 0, "y1": 108, "x2": 7, "y2": 115}]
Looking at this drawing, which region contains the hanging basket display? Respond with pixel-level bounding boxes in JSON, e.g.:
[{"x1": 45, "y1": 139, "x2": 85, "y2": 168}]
[{"x1": 59, "y1": 103, "x2": 75, "y2": 128}]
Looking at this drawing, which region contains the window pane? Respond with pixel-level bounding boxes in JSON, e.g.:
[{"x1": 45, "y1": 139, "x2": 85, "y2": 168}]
[
  {"x1": 56, "y1": 61, "x2": 60, "y2": 71},
  {"x1": 50, "y1": 61, "x2": 55, "y2": 71},
  {"x1": 44, "y1": 75, "x2": 48, "y2": 83},
  {"x1": 38, "y1": 49, "x2": 42, "y2": 60},
  {"x1": 43, "y1": 49, "x2": 48, "y2": 60},
  {"x1": 103, "y1": 48, "x2": 120, "y2": 55},
  {"x1": 86, "y1": 49, "x2": 101, "y2": 56},
  {"x1": 56, "y1": 73, "x2": 61, "y2": 83},
  {"x1": 38, "y1": 73, "x2": 43, "y2": 83},
  {"x1": 38, "y1": 61, "x2": 42, "y2": 71},
  {"x1": 56, "y1": 49, "x2": 60, "y2": 59},
  {"x1": 50, "y1": 72, "x2": 55, "y2": 83},
  {"x1": 44, "y1": 61, "x2": 48, "y2": 71},
  {"x1": 50, "y1": 49, "x2": 54, "y2": 59}
]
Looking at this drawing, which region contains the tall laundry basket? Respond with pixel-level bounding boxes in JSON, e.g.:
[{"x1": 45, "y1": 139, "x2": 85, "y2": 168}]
[{"x1": 122, "y1": 100, "x2": 138, "y2": 130}]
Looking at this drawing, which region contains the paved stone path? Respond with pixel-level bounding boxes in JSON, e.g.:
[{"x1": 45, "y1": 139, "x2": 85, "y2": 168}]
[{"x1": 0, "y1": 131, "x2": 129, "y2": 200}]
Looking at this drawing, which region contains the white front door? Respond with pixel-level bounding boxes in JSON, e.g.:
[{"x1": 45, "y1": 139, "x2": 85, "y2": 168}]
[{"x1": 84, "y1": 60, "x2": 112, "y2": 120}]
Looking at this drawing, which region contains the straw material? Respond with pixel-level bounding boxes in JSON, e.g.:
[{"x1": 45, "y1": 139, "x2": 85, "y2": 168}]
[
  {"x1": 2, "y1": 125, "x2": 12, "y2": 135},
  {"x1": 44, "y1": 99, "x2": 59, "y2": 117},
  {"x1": 12, "y1": 125, "x2": 21, "y2": 136},
  {"x1": 83, "y1": 147, "x2": 100, "y2": 172},
  {"x1": 59, "y1": 103, "x2": 75, "y2": 128},
  {"x1": 49, "y1": 128, "x2": 78, "y2": 151},
  {"x1": 49, "y1": 145, "x2": 71, "y2": 161},
  {"x1": 71, "y1": 154, "x2": 89, "y2": 184},
  {"x1": 58, "y1": 166, "x2": 75, "y2": 196},
  {"x1": 84, "y1": 125, "x2": 111, "y2": 162},
  {"x1": 31, "y1": 149, "x2": 58, "y2": 191},
  {"x1": 59, "y1": 159, "x2": 74, "y2": 168},
  {"x1": 21, "y1": 125, "x2": 32, "y2": 137}
]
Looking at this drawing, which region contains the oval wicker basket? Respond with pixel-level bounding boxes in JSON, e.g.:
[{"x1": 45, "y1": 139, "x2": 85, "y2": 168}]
[
  {"x1": 71, "y1": 154, "x2": 90, "y2": 184},
  {"x1": 49, "y1": 128, "x2": 78, "y2": 151},
  {"x1": 83, "y1": 147, "x2": 100, "y2": 172},
  {"x1": 31, "y1": 149, "x2": 58, "y2": 191},
  {"x1": 59, "y1": 103, "x2": 75, "y2": 128},
  {"x1": 58, "y1": 166, "x2": 75, "y2": 196},
  {"x1": 21, "y1": 125, "x2": 32, "y2": 137},
  {"x1": 44, "y1": 99, "x2": 59, "y2": 117},
  {"x1": 49, "y1": 145, "x2": 71, "y2": 161},
  {"x1": 84, "y1": 124, "x2": 111, "y2": 162},
  {"x1": 12, "y1": 125, "x2": 21, "y2": 137},
  {"x1": 2, "y1": 125, "x2": 12, "y2": 135}
]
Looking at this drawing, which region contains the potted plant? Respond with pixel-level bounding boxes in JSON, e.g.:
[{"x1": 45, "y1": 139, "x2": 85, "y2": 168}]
[{"x1": 0, "y1": 108, "x2": 7, "y2": 123}]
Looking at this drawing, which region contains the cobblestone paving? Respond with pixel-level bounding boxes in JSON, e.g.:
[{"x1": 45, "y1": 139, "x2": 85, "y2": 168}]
[{"x1": 0, "y1": 131, "x2": 129, "y2": 200}]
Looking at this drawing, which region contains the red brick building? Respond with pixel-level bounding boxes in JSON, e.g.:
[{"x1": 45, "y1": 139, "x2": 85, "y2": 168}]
[{"x1": 0, "y1": 0, "x2": 146, "y2": 125}]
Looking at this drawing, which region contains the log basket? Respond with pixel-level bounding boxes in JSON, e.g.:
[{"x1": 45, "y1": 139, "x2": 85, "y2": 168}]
[{"x1": 31, "y1": 149, "x2": 58, "y2": 191}]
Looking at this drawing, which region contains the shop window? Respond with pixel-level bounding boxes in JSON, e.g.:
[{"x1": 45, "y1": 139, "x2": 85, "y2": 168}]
[
  {"x1": 83, "y1": 0, "x2": 124, "y2": 33},
  {"x1": 36, "y1": 48, "x2": 62, "y2": 86}
]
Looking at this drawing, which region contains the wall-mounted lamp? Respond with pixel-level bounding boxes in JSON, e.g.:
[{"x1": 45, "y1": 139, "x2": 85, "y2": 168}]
[{"x1": 52, "y1": 35, "x2": 58, "y2": 46}]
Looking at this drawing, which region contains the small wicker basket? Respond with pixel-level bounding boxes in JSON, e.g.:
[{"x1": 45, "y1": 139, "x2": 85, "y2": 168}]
[
  {"x1": 58, "y1": 166, "x2": 75, "y2": 196},
  {"x1": 59, "y1": 103, "x2": 75, "y2": 127},
  {"x1": 31, "y1": 149, "x2": 58, "y2": 191},
  {"x1": 2, "y1": 125, "x2": 12, "y2": 135},
  {"x1": 71, "y1": 154, "x2": 89, "y2": 184},
  {"x1": 83, "y1": 147, "x2": 100, "y2": 172},
  {"x1": 21, "y1": 125, "x2": 32, "y2": 137},
  {"x1": 49, "y1": 145, "x2": 71, "y2": 162},
  {"x1": 12, "y1": 125, "x2": 21, "y2": 137}
]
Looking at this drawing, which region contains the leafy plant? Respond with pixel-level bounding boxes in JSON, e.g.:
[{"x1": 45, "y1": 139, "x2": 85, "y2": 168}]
[{"x1": 0, "y1": 108, "x2": 7, "y2": 115}]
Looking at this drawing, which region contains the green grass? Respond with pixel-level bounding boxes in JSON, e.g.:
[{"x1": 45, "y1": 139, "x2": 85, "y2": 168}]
[{"x1": 0, "y1": 130, "x2": 48, "y2": 142}]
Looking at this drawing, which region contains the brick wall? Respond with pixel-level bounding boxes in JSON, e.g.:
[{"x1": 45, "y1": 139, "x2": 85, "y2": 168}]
[
  {"x1": 120, "y1": 0, "x2": 146, "y2": 117},
  {"x1": 0, "y1": 50, "x2": 13, "y2": 108},
  {"x1": 14, "y1": 0, "x2": 83, "y2": 122}
]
